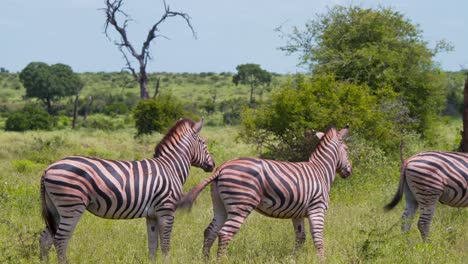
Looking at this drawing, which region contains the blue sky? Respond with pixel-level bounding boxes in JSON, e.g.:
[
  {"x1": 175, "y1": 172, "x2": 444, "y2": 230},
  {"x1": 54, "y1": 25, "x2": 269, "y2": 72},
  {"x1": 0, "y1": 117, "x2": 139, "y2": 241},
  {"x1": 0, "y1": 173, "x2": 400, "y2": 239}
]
[{"x1": 1, "y1": 0, "x2": 466, "y2": 73}]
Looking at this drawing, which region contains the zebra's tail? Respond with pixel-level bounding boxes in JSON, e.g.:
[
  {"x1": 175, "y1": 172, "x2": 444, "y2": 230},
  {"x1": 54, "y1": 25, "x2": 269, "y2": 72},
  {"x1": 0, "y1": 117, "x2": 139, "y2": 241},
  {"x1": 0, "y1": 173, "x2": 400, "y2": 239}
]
[
  {"x1": 384, "y1": 161, "x2": 408, "y2": 211},
  {"x1": 41, "y1": 173, "x2": 58, "y2": 236},
  {"x1": 177, "y1": 169, "x2": 221, "y2": 210}
]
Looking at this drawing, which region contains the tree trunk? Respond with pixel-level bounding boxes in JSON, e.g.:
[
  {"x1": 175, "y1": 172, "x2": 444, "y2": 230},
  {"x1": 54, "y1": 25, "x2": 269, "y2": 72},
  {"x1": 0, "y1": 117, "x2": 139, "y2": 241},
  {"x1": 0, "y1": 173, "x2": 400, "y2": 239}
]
[
  {"x1": 46, "y1": 98, "x2": 52, "y2": 114},
  {"x1": 153, "y1": 77, "x2": 160, "y2": 98},
  {"x1": 459, "y1": 77, "x2": 468, "y2": 152},
  {"x1": 249, "y1": 82, "x2": 255, "y2": 107},
  {"x1": 71, "y1": 93, "x2": 79, "y2": 129},
  {"x1": 84, "y1": 96, "x2": 93, "y2": 121},
  {"x1": 139, "y1": 64, "x2": 149, "y2": 99}
]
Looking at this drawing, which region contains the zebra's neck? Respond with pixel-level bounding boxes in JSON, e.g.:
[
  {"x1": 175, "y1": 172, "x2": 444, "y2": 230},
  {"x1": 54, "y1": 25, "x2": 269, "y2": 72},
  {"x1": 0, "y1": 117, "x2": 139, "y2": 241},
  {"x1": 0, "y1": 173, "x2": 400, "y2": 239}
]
[
  {"x1": 153, "y1": 134, "x2": 193, "y2": 185},
  {"x1": 308, "y1": 138, "x2": 339, "y2": 188}
]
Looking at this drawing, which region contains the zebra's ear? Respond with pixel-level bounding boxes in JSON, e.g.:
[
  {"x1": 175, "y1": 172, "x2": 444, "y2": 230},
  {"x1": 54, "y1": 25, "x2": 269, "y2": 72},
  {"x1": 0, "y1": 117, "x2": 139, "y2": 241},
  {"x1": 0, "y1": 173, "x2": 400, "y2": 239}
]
[
  {"x1": 315, "y1": 132, "x2": 325, "y2": 140},
  {"x1": 338, "y1": 125, "x2": 349, "y2": 140},
  {"x1": 193, "y1": 117, "x2": 204, "y2": 133}
]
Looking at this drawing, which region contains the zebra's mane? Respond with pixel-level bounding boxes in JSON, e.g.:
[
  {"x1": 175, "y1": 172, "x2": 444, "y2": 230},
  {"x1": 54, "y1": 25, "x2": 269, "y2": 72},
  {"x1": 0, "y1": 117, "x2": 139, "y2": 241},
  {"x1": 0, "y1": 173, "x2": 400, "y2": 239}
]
[
  {"x1": 315, "y1": 126, "x2": 338, "y2": 148},
  {"x1": 153, "y1": 118, "x2": 195, "y2": 158}
]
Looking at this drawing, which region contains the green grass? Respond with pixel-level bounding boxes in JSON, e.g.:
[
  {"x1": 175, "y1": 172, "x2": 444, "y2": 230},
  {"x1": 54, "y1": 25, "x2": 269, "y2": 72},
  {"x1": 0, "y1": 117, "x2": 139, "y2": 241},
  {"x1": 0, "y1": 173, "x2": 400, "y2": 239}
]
[{"x1": 0, "y1": 123, "x2": 467, "y2": 263}]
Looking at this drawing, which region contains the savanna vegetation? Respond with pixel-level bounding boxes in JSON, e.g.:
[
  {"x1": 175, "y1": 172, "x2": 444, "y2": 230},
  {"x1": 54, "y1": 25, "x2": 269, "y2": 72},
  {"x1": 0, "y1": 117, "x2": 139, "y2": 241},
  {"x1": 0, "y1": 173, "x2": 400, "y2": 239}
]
[{"x1": 0, "y1": 4, "x2": 467, "y2": 264}]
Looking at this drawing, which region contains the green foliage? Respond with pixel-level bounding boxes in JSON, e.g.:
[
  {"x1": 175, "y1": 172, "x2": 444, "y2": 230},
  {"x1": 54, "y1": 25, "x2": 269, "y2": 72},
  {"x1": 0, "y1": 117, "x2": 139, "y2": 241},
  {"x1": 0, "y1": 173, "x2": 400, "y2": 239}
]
[
  {"x1": 280, "y1": 5, "x2": 448, "y2": 134},
  {"x1": 240, "y1": 75, "x2": 392, "y2": 161},
  {"x1": 133, "y1": 94, "x2": 185, "y2": 136},
  {"x1": 79, "y1": 114, "x2": 126, "y2": 131},
  {"x1": 4, "y1": 105, "x2": 55, "y2": 131},
  {"x1": 19, "y1": 62, "x2": 83, "y2": 113},
  {"x1": 444, "y1": 71, "x2": 467, "y2": 116},
  {"x1": 219, "y1": 98, "x2": 248, "y2": 125}
]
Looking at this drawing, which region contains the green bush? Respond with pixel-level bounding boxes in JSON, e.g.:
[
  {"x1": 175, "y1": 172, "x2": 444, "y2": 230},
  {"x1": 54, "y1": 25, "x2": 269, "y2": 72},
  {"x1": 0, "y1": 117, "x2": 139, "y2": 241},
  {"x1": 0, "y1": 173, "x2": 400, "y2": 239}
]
[
  {"x1": 240, "y1": 74, "x2": 393, "y2": 161},
  {"x1": 133, "y1": 94, "x2": 185, "y2": 136},
  {"x1": 104, "y1": 102, "x2": 129, "y2": 116},
  {"x1": 4, "y1": 105, "x2": 55, "y2": 131}
]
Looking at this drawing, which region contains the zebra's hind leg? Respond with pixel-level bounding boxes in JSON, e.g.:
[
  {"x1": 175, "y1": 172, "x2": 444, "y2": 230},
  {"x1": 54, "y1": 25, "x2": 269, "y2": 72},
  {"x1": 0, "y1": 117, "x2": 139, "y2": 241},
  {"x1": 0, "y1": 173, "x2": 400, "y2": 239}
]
[
  {"x1": 157, "y1": 212, "x2": 175, "y2": 262},
  {"x1": 39, "y1": 228, "x2": 53, "y2": 262},
  {"x1": 53, "y1": 204, "x2": 86, "y2": 264},
  {"x1": 292, "y1": 218, "x2": 306, "y2": 251},
  {"x1": 307, "y1": 207, "x2": 326, "y2": 263},
  {"x1": 146, "y1": 217, "x2": 159, "y2": 261},
  {"x1": 417, "y1": 192, "x2": 441, "y2": 242},
  {"x1": 217, "y1": 205, "x2": 254, "y2": 260},
  {"x1": 203, "y1": 183, "x2": 227, "y2": 257},
  {"x1": 401, "y1": 184, "x2": 418, "y2": 233}
]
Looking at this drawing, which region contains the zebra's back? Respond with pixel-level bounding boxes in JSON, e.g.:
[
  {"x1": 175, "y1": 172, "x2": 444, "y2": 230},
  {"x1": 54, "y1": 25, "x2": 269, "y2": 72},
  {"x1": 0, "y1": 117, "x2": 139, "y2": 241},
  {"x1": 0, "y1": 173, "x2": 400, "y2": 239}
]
[
  {"x1": 405, "y1": 151, "x2": 468, "y2": 207},
  {"x1": 43, "y1": 156, "x2": 175, "y2": 219}
]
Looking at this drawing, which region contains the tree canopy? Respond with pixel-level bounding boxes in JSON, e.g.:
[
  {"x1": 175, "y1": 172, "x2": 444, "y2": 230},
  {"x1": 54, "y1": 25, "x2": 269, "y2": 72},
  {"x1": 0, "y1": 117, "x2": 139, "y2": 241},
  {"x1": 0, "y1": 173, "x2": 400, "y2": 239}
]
[
  {"x1": 279, "y1": 6, "x2": 448, "y2": 133},
  {"x1": 19, "y1": 62, "x2": 83, "y2": 113},
  {"x1": 233, "y1": 63, "x2": 272, "y2": 107}
]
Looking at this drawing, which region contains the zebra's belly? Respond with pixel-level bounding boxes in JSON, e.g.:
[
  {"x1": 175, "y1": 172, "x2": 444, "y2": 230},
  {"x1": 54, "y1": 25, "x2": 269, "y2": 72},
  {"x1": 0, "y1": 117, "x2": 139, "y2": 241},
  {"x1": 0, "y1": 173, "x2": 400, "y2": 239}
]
[
  {"x1": 86, "y1": 199, "x2": 152, "y2": 219},
  {"x1": 255, "y1": 198, "x2": 307, "y2": 219}
]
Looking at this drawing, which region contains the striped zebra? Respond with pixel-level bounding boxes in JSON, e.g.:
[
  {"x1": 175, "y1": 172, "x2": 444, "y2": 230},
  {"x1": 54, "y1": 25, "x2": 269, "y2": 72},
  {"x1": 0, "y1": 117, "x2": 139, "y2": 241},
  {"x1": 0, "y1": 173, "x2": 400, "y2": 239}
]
[
  {"x1": 178, "y1": 126, "x2": 351, "y2": 261},
  {"x1": 385, "y1": 151, "x2": 468, "y2": 241},
  {"x1": 39, "y1": 118, "x2": 215, "y2": 263}
]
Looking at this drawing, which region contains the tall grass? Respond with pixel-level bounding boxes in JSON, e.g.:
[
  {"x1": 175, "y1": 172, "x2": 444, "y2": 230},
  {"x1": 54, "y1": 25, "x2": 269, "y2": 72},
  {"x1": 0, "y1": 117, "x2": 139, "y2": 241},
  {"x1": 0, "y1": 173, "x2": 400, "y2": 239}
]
[{"x1": 0, "y1": 120, "x2": 466, "y2": 263}]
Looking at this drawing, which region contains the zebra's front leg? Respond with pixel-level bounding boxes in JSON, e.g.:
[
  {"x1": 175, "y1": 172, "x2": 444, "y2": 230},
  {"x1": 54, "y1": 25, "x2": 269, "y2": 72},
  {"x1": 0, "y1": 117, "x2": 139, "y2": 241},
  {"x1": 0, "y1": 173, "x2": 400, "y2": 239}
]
[
  {"x1": 146, "y1": 217, "x2": 159, "y2": 262},
  {"x1": 307, "y1": 207, "x2": 326, "y2": 263},
  {"x1": 158, "y1": 213, "x2": 175, "y2": 262},
  {"x1": 292, "y1": 218, "x2": 306, "y2": 251}
]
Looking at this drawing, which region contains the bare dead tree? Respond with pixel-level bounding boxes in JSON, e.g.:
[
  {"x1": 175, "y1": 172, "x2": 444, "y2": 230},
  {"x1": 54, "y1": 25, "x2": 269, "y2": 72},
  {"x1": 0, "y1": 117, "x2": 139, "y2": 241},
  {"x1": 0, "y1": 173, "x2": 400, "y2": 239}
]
[{"x1": 104, "y1": 0, "x2": 196, "y2": 99}]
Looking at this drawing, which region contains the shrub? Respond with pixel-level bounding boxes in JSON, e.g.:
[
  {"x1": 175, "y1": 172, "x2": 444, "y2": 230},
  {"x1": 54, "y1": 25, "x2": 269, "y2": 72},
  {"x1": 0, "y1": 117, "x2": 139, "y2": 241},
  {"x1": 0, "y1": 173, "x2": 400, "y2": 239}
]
[
  {"x1": 104, "y1": 102, "x2": 129, "y2": 116},
  {"x1": 239, "y1": 74, "x2": 393, "y2": 161},
  {"x1": 133, "y1": 94, "x2": 185, "y2": 136},
  {"x1": 4, "y1": 105, "x2": 55, "y2": 131}
]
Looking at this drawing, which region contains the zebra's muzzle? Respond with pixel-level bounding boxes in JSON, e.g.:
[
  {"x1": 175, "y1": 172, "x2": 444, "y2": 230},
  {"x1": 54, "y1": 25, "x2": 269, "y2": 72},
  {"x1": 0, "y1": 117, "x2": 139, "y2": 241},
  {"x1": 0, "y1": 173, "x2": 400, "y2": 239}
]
[
  {"x1": 202, "y1": 162, "x2": 215, "y2": 172},
  {"x1": 340, "y1": 165, "x2": 352, "y2": 178}
]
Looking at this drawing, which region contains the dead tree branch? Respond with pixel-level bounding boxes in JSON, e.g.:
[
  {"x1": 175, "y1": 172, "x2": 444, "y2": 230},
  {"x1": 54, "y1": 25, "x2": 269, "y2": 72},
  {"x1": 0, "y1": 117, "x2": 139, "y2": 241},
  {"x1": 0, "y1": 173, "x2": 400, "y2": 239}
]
[{"x1": 103, "y1": 0, "x2": 196, "y2": 99}]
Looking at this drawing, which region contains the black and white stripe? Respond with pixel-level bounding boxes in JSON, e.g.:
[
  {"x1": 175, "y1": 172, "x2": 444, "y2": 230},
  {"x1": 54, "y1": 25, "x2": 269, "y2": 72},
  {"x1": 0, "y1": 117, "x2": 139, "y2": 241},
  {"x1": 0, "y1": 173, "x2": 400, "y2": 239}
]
[
  {"x1": 178, "y1": 126, "x2": 352, "y2": 261},
  {"x1": 385, "y1": 151, "x2": 468, "y2": 240},
  {"x1": 39, "y1": 118, "x2": 215, "y2": 263}
]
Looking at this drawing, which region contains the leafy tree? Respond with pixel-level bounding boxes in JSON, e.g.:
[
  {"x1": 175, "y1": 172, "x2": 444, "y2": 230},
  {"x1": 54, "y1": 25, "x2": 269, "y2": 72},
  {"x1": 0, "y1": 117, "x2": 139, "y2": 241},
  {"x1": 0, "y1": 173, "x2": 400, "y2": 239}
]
[
  {"x1": 233, "y1": 64, "x2": 272, "y2": 107},
  {"x1": 133, "y1": 94, "x2": 185, "y2": 136},
  {"x1": 279, "y1": 6, "x2": 449, "y2": 134},
  {"x1": 240, "y1": 75, "x2": 391, "y2": 161},
  {"x1": 19, "y1": 62, "x2": 83, "y2": 114}
]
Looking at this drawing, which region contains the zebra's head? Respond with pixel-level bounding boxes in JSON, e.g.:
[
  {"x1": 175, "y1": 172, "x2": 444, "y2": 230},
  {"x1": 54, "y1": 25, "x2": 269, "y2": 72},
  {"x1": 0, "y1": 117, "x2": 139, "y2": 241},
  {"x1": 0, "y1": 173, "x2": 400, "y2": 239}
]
[
  {"x1": 190, "y1": 118, "x2": 215, "y2": 172},
  {"x1": 336, "y1": 126, "x2": 352, "y2": 178}
]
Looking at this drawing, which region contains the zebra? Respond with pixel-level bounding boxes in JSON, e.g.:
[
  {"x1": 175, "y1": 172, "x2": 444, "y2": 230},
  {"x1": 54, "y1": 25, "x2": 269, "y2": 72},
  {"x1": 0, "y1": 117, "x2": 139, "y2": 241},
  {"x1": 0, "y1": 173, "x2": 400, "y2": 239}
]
[
  {"x1": 39, "y1": 118, "x2": 215, "y2": 263},
  {"x1": 178, "y1": 126, "x2": 352, "y2": 262},
  {"x1": 385, "y1": 151, "x2": 468, "y2": 241}
]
